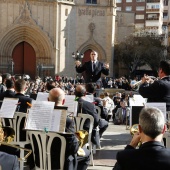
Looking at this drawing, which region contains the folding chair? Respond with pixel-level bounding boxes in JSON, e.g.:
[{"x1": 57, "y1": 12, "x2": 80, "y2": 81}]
[
  {"x1": 46, "y1": 132, "x2": 66, "y2": 170},
  {"x1": 74, "y1": 113, "x2": 94, "y2": 166},
  {"x1": 28, "y1": 130, "x2": 47, "y2": 170}
]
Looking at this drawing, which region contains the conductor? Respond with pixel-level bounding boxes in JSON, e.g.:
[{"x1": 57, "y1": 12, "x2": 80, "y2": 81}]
[{"x1": 75, "y1": 50, "x2": 109, "y2": 88}]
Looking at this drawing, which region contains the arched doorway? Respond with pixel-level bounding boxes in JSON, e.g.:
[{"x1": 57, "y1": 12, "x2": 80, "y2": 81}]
[
  {"x1": 82, "y1": 49, "x2": 92, "y2": 64},
  {"x1": 12, "y1": 42, "x2": 36, "y2": 79},
  {"x1": 80, "y1": 49, "x2": 92, "y2": 80}
]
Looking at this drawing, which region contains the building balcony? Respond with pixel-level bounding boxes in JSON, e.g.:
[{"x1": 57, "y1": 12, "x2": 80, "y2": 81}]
[
  {"x1": 147, "y1": 0, "x2": 161, "y2": 2},
  {"x1": 146, "y1": 8, "x2": 160, "y2": 12}
]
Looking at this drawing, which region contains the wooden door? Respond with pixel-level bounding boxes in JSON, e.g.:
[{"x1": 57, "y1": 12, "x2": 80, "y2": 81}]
[{"x1": 12, "y1": 42, "x2": 36, "y2": 79}]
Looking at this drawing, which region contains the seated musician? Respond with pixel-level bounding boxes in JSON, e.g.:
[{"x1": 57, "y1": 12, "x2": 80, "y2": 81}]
[
  {"x1": 113, "y1": 107, "x2": 170, "y2": 170},
  {"x1": 0, "y1": 124, "x2": 19, "y2": 170},
  {"x1": 27, "y1": 88, "x2": 90, "y2": 170},
  {"x1": 75, "y1": 84, "x2": 108, "y2": 147},
  {"x1": 48, "y1": 88, "x2": 90, "y2": 170}
]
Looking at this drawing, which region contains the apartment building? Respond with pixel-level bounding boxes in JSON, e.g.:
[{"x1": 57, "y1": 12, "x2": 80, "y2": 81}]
[{"x1": 116, "y1": 0, "x2": 164, "y2": 35}]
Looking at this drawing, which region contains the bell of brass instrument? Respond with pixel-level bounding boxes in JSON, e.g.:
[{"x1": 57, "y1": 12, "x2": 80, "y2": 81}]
[
  {"x1": 130, "y1": 124, "x2": 142, "y2": 147},
  {"x1": 0, "y1": 126, "x2": 32, "y2": 161},
  {"x1": 130, "y1": 124, "x2": 139, "y2": 136},
  {"x1": 3, "y1": 126, "x2": 15, "y2": 143}
]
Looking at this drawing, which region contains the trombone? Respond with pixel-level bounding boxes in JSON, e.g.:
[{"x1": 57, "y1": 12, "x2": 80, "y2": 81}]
[{"x1": 0, "y1": 125, "x2": 32, "y2": 161}]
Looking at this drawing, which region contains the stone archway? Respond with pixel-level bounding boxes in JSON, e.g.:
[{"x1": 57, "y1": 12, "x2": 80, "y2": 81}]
[{"x1": 0, "y1": 25, "x2": 53, "y2": 77}]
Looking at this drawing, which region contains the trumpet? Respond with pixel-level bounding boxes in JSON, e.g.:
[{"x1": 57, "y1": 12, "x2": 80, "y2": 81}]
[
  {"x1": 130, "y1": 124, "x2": 142, "y2": 147},
  {"x1": 131, "y1": 76, "x2": 158, "y2": 89},
  {"x1": 0, "y1": 125, "x2": 32, "y2": 161}
]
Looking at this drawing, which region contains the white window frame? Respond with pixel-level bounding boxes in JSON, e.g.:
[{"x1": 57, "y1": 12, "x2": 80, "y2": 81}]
[
  {"x1": 116, "y1": 0, "x2": 122, "y2": 3},
  {"x1": 136, "y1": 15, "x2": 144, "y2": 19},
  {"x1": 126, "y1": 0, "x2": 132, "y2": 2},
  {"x1": 126, "y1": 6, "x2": 132, "y2": 11},
  {"x1": 136, "y1": 6, "x2": 145, "y2": 11}
]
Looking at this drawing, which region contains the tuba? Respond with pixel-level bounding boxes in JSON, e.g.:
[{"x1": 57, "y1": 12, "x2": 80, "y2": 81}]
[
  {"x1": 130, "y1": 124, "x2": 142, "y2": 147},
  {"x1": 0, "y1": 124, "x2": 32, "y2": 161}
]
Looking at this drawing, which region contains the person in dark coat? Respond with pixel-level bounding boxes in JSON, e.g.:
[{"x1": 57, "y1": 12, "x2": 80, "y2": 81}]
[
  {"x1": 14, "y1": 79, "x2": 32, "y2": 113},
  {"x1": 139, "y1": 60, "x2": 170, "y2": 111},
  {"x1": 0, "y1": 79, "x2": 15, "y2": 100},
  {"x1": 14, "y1": 79, "x2": 32, "y2": 141},
  {"x1": 113, "y1": 107, "x2": 170, "y2": 170},
  {"x1": 75, "y1": 50, "x2": 109, "y2": 88},
  {"x1": 75, "y1": 85, "x2": 108, "y2": 147}
]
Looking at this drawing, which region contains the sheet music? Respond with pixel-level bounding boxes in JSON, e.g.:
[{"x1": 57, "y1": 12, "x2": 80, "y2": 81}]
[
  {"x1": 59, "y1": 110, "x2": 67, "y2": 132},
  {"x1": 65, "y1": 95, "x2": 78, "y2": 116},
  {"x1": 25, "y1": 101, "x2": 55, "y2": 130},
  {"x1": 36, "y1": 92, "x2": 49, "y2": 101},
  {"x1": 0, "y1": 98, "x2": 18, "y2": 118},
  {"x1": 145, "y1": 102, "x2": 166, "y2": 120},
  {"x1": 129, "y1": 95, "x2": 147, "y2": 106},
  {"x1": 50, "y1": 109, "x2": 62, "y2": 132},
  {"x1": 50, "y1": 109, "x2": 66, "y2": 132}
]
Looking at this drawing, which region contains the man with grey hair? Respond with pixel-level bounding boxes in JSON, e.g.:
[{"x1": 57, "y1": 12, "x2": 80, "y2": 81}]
[{"x1": 113, "y1": 107, "x2": 170, "y2": 170}]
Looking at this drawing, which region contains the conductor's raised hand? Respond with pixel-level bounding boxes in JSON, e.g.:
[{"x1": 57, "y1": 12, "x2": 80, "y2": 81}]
[
  {"x1": 104, "y1": 63, "x2": 109, "y2": 69},
  {"x1": 75, "y1": 60, "x2": 81, "y2": 67}
]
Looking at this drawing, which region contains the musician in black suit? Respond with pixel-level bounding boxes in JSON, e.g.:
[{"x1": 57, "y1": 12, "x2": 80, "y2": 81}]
[
  {"x1": 14, "y1": 79, "x2": 32, "y2": 141},
  {"x1": 75, "y1": 85, "x2": 108, "y2": 146},
  {"x1": 139, "y1": 60, "x2": 170, "y2": 111},
  {"x1": 75, "y1": 50, "x2": 109, "y2": 88},
  {"x1": 113, "y1": 107, "x2": 170, "y2": 170},
  {"x1": 14, "y1": 79, "x2": 32, "y2": 113},
  {"x1": 0, "y1": 79, "x2": 15, "y2": 100},
  {"x1": 49, "y1": 88, "x2": 90, "y2": 170}
]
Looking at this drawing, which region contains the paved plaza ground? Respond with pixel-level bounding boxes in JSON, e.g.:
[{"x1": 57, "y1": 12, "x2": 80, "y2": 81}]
[
  {"x1": 24, "y1": 122, "x2": 131, "y2": 170},
  {"x1": 87, "y1": 122, "x2": 131, "y2": 170}
]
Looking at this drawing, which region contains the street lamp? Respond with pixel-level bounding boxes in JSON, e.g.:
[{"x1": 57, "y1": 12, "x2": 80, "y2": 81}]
[{"x1": 72, "y1": 51, "x2": 84, "y2": 60}]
